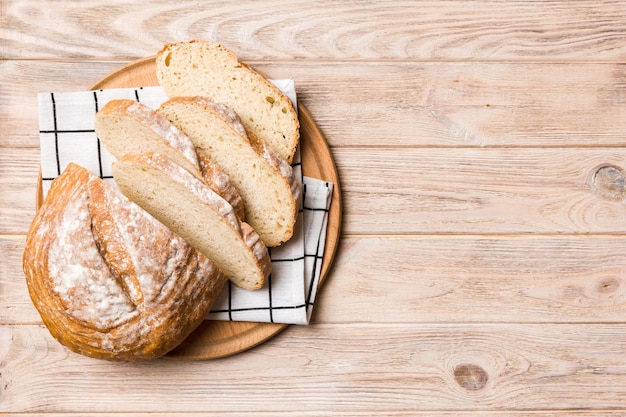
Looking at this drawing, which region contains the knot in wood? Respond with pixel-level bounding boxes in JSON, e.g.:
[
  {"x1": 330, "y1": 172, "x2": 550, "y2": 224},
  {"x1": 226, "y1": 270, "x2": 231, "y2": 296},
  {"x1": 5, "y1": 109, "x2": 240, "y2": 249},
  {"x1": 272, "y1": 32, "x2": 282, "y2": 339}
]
[
  {"x1": 597, "y1": 277, "x2": 620, "y2": 295},
  {"x1": 453, "y1": 363, "x2": 488, "y2": 391},
  {"x1": 592, "y1": 165, "x2": 626, "y2": 201}
]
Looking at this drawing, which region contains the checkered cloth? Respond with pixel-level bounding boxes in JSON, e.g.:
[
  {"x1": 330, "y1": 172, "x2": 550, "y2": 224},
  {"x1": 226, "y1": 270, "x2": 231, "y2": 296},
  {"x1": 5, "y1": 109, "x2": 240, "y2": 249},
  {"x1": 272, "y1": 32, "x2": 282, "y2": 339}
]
[{"x1": 37, "y1": 82, "x2": 333, "y2": 325}]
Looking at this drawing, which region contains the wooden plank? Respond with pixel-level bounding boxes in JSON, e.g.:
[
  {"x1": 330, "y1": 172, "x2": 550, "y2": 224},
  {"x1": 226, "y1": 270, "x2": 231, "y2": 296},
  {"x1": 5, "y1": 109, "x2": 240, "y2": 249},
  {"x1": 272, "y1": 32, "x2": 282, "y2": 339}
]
[
  {"x1": 4, "y1": 60, "x2": 626, "y2": 148},
  {"x1": 336, "y1": 148, "x2": 626, "y2": 234},
  {"x1": 5, "y1": 413, "x2": 626, "y2": 417},
  {"x1": 0, "y1": 236, "x2": 40, "y2": 324},
  {"x1": 3, "y1": 146, "x2": 625, "y2": 235},
  {"x1": 0, "y1": 60, "x2": 121, "y2": 148},
  {"x1": 291, "y1": 61, "x2": 626, "y2": 148},
  {"x1": 316, "y1": 236, "x2": 626, "y2": 323},
  {"x1": 3, "y1": 323, "x2": 626, "y2": 412},
  {"x1": 2, "y1": 0, "x2": 626, "y2": 61},
  {"x1": 6, "y1": 234, "x2": 626, "y2": 325},
  {"x1": 0, "y1": 147, "x2": 39, "y2": 234}
]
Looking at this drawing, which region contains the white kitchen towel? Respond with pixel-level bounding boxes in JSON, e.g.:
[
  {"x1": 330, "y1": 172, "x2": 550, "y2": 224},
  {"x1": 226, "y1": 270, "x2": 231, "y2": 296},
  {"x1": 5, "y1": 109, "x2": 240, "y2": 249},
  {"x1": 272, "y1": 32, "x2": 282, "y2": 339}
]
[{"x1": 37, "y1": 83, "x2": 333, "y2": 325}]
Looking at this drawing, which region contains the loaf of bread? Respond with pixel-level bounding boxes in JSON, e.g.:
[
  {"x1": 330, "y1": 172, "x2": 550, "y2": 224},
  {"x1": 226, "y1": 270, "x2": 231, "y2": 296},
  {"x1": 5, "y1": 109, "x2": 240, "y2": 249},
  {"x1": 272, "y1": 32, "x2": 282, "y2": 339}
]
[
  {"x1": 112, "y1": 152, "x2": 271, "y2": 290},
  {"x1": 157, "y1": 96, "x2": 300, "y2": 247},
  {"x1": 23, "y1": 163, "x2": 227, "y2": 361},
  {"x1": 156, "y1": 40, "x2": 300, "y2": 163},
  {"x1": 94, "y1": 99, "x2": 245, "y2": 219}
]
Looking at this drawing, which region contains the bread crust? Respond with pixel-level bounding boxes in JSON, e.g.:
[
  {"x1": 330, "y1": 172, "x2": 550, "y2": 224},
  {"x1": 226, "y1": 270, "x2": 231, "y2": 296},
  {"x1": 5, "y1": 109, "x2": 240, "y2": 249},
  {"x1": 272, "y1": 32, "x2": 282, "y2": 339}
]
[
  {"x1": 23, "y1": 163, "x2": 227, "y2": 361},
  {"x1": 197, "y1": 152, "x2": 245, "y2": 220}
]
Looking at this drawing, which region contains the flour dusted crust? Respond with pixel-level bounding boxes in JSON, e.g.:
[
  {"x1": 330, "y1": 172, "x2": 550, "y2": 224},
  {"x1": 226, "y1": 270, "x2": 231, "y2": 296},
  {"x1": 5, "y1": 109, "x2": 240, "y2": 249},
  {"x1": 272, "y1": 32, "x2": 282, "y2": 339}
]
[
  {"x1": 95, "y1": 99, "x2": 246, "y2": 219},
  {"x1": 23, "y1": 163, "x2": 227, "y2": 361},
  {"x1": 112, "y1": 152, "x2": 271, "y2": 290},
  {"x1": 158, "y1": 96, "x2": 301, "y2": 247},
  {"x1": 156, "y1": 40, "x2": 300, "y2": 163}
]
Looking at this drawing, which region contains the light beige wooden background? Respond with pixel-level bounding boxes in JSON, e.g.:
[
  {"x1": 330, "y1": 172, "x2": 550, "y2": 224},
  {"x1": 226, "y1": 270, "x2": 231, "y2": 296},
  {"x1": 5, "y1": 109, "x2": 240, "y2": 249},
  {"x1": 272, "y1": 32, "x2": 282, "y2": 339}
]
[{"x1": 2, "y1": 0, "x2": 626, "y2": 415}]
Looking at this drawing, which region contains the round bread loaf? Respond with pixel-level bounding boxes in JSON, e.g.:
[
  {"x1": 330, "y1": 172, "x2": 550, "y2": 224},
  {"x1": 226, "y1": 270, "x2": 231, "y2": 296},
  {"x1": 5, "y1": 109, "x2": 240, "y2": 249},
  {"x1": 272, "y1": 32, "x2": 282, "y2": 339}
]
[{"x1": 23, "y1": 163, "x2": 227, "y2": 361}]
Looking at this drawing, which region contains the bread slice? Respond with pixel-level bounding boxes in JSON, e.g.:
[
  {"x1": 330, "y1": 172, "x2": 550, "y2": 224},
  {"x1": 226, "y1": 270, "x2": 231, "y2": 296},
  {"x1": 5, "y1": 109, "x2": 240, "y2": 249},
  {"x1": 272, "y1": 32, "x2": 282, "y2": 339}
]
[
  {"x1": 23, "y1": 163, "x2": 227, "y2": 361},
  {"x1": 95, "y1": 99, "x2": 244, "y2": 219},
  {"x1": 157, "y1": 96, "x2": 300, "y2": 247},
  {"x1": 95, "y1": 99, "x2": 201, "y2": 177},
  {"x1": 112, "y1": 152, "x2": 271, "y2": 290},
  {"x1": 156, "y1": 40, "x2": 300, "y2": 163}
]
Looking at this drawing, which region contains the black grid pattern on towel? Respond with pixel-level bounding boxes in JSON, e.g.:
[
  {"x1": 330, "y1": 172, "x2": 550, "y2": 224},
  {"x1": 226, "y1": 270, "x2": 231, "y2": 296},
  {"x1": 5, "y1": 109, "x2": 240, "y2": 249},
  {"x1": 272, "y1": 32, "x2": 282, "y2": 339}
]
[
  {"x1": 37, "y1": 86, "x2": 331, "y2": 325},
  {"x1": 39, "y1": 88, "x2": 168, "y2": 192},
  {"x1": 209, "y1": 181, "x2": 332, "y2": 323}
]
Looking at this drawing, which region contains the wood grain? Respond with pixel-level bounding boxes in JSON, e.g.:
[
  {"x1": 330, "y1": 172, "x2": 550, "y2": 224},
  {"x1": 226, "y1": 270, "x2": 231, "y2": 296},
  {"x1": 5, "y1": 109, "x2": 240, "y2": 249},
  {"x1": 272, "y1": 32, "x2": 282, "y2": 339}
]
[
  {"x1": 3, "y1": 324, "x2": 626, "y2": 413},
  {"x1": 0, "y1": 147, "x2": 39, "y2": 234},
  {"x1": 6, "y1": 61, "x2": 626, "y2": 148},
  {"x1": 319, "y1": 236, "x2": 626, "y2": 323},
  {"x1": 6, "y1": 234, "x2": 626, "y2": 325},
  {"x1": 338, "y1": 148, "x2": 626, "y2": 234},
  {"x1": 6, "y1": 414, "x2": 625, "y2": 417},
  {"x1": 3, "y1": 0, "x2": 626, "y2": 61},
  {"x1": 0, "y1": 236, "x2": 40, "y2": 324},
  {"x1": 5, "y1": 145, "x2": 626, "y2": 235},
  {"x1": 4, "y1": 414, "x2": 626, "y2": 417},
  {"x1": 4, "y1": 0, "x2": 626, "y2": 414}
]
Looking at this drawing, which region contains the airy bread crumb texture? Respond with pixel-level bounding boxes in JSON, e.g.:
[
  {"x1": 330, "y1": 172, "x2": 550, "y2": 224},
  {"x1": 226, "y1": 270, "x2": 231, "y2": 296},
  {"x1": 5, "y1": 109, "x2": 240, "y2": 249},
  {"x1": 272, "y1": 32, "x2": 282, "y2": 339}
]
[{"x1": 156, "y1": 40, "x2": 300, "y2": 163}]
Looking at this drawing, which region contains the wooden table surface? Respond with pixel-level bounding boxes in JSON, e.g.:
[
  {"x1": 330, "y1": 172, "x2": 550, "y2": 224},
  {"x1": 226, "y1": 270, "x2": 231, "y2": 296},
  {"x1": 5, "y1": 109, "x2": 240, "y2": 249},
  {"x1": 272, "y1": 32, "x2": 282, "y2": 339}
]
[{"x1": 2, "y1": 1, "x2": 626, "y2": 415}]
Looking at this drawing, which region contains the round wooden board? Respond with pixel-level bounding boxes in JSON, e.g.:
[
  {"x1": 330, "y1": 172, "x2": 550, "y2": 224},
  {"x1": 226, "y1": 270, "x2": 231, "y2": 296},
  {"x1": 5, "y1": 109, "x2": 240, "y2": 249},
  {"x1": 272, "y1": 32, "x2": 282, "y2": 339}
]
[{"x1": 37, "y1": 57, "x2": 341, "y2": 360}]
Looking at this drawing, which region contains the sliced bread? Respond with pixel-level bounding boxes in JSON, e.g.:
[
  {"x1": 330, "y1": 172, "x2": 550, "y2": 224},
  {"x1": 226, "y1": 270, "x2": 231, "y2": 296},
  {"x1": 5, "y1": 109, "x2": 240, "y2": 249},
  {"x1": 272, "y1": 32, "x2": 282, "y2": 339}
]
[
  {"x1": 95, "y1": 99, "x2": 245, "y2": 219},
  {"x1": 95, "y1": 99, "x2": 201, "y2": 177},
  {"x1": 155, "y1": 40, "x2": 300, "y2": 163},
  {"x1": 112, "y1": 152, "x2": 271, "y2": 290},
  {"x1": 157, "y1": 96, "x2": 300, "y2": 247}
]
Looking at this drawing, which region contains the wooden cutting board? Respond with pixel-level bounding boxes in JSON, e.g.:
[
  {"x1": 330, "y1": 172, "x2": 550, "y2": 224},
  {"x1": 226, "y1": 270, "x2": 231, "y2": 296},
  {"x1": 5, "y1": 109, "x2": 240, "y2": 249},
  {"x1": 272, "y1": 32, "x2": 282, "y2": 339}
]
[{"x1": 37, "y1": 57, "x2": 342, "y2": 360}]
